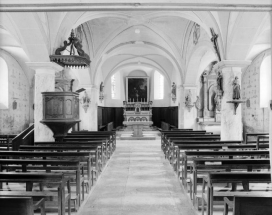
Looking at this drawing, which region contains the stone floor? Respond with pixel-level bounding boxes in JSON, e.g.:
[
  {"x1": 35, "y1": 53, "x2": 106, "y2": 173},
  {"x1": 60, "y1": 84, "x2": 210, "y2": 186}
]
[{"x1": 78, "y1": 138, "x2": 197, "y2": 215}]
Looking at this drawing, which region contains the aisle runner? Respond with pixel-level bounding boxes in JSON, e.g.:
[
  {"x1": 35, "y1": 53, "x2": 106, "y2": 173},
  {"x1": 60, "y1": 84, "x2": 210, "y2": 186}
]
[{"x1": 79, "y1": 139, "x2": 196, "y2": 215}]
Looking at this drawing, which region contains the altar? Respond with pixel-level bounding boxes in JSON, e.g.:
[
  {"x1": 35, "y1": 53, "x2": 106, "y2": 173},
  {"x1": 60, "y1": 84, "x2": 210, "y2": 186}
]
[
  {"x1": 121, "y1": 76, "x2": 155, "y2": 139},
  {"x1": 122, "y1": 101, "x2": 154, "y2": 138}
]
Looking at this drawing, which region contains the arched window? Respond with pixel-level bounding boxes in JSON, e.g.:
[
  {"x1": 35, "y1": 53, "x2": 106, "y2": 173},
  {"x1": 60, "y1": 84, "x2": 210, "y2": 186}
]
[
  {"x1": 0, "y1": 57, "x2": 9, "y2": 109},
  {"x1": 154, "y1": 70, "x2": 164, "y2": 99},
  {"x1": 111, "y1": 71, "x2": 120, "y2": 99},
  {"x1": 260, "y1": 56, "x2": 271, "y2": 108}
]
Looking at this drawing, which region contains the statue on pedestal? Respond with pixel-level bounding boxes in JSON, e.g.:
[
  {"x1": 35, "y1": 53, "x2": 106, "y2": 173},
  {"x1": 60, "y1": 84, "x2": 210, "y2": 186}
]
[{"x1": 232, "y1": 76, "x2": 240, "y2": 100}]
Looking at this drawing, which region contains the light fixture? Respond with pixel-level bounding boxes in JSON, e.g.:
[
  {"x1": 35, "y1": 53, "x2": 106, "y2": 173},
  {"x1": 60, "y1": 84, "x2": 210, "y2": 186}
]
[{"x1": 50, "y1": 30, "x2": 91, "y2": 68}]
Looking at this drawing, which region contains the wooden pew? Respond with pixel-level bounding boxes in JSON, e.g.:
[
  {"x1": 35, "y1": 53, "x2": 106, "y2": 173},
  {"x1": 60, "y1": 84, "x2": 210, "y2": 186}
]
[
  {"x1": 0, "y1": 151, "x2": 95, "y2": 188},
  {"x1": 0, "y1": 159, "x2": 84, "y2": 210},
  {"x1": 245, "y1": 132, "x2": 269, "y2": 144},
  {"x1": 163, "y1": 135, "x2": 220, "y2": 158},
  {"x1": 162, "y1": 133, "x2": 216, "y2": 153},
  {"x1": 20, "y1": 144, "x2": 103, "y2": 173},
  {"x1": 69, "y1": 131, "x2": 116, "y2": 151},
  {"x1": 191, "y1": 158, "x2": 270, "y2": 206},
  {"x1": 201, "y1": 172, "x2": 271, "y2": 215},
  {"x1": 63, "y1": 136, "x2": 113, "y2": 159},
  {"x1": 0, "y1": 172, "x2": 71, "y2": 215},
  {"x1": 178, "y1": 150, "x2": 270, "y2": 186},
  {"x1": 0, "y1": 134, "x2": 16, "y2": 151},
  {"x1": 160, "y1": 130, "x2": 210, "y2": 150},
  {"x1": 223, "y1": 195, "x2": 272, "y2": 215},
  {"x1": 34, "y1": 141, "x2": 105, "y2": 166},
  {"x1": 174, "y1": 143, "x2": 269, "y2": 176},
  {"x1": 256, "y1": 135, "x2": 269, "y2": 149},
  {"x1": 0, "y1": 196, "x2": 46, "y2": 215}
]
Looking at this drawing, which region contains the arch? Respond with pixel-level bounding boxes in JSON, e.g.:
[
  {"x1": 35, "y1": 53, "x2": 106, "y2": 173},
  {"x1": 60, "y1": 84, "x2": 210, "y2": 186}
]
[
  {"x1": 185, "y1": 41, "x2": 217, "y2": 85},
  {"x1": 96, "y1": 42, "x2": 179, "y2": 86},
  {"x1": 54, "y1": 11, "x2": 224, "y2": 80},
  {"x1": 103, "y1": 61, "x2": 171, "y2": 87}
]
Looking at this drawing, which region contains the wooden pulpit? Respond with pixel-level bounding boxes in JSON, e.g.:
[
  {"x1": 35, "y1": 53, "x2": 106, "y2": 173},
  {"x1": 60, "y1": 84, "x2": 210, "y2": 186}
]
[{"x1": 40, "y1": 92, "x2": 80, "y2": 141}]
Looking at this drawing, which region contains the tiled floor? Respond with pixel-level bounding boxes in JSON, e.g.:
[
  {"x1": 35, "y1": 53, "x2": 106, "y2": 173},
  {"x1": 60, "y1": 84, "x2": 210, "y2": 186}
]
[{"x1": 78, "y1": 138, "x2": 197, "y2": 215}]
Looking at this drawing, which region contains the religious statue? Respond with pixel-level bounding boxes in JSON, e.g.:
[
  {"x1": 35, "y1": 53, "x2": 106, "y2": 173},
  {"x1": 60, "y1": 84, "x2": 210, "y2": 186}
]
[
  {"x1": 171, "y1": 82, "x2": 176, "y2": 102},
  {"x1": 185, "y1": 90, "x2": 194, "y2": 112},
  {"x1": 232, "y1": 76, "x2": 241, "y2": 100},
  {"x1": 100, "y1": 82, "x2": 104, "y2": 93},
  {"x1": 216, "y1": 71, "x2": 223, "y2": 92},
  {"x1": 193, "y1": 23, "x2": 200, "y2": 45},
  {"x1": 214, "y1": 93, "x2": 221, "y2": 111},
  {"x1": 99, "y1": 82, "x2": 104, "y2": 102}
]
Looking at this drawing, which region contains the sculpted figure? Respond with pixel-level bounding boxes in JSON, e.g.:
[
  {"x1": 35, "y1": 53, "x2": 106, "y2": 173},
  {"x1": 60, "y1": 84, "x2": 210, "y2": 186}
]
[
  {"x1": 100, "y1": 82, "x2": 104, "y2": 93},
  {"x1": 216, "y1": 71, "x2": 223, "y2": 92},
  {"x1": 232, "y1": 76, "x2": 240, "y2": 100},
  {"x1": 171, "y1": 82, "x2": 176, "y2": 98}
]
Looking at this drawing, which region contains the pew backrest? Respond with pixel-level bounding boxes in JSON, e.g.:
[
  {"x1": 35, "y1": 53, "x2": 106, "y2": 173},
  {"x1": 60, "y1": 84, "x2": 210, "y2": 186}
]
[
  {"x1": 233, "y1": 196, "x2": 272, "y2": 215},
  {"x1": 0, "y1": 197, "x2": 34, "y2": 215}
]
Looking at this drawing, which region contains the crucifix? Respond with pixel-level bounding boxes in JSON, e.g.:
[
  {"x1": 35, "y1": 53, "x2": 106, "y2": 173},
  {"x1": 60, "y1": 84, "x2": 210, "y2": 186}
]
[{"x1": 210, "y1": 28, "x2": 221, "y2": 61}]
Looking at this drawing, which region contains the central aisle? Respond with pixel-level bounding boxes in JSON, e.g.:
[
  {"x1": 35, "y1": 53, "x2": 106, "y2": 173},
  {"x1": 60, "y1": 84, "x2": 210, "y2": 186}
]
[{"x1": 79, "y1": 139, "x2": 196, "y2": 215}]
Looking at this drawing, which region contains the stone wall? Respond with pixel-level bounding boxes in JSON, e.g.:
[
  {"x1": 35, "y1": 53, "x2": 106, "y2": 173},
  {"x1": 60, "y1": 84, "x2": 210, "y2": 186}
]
[
  {"x1": 241, "y1": 49, "x2": 270, "y2": 134},
  {"x1": 0, "y1": 51, "x2": 32, "y2": 134}
]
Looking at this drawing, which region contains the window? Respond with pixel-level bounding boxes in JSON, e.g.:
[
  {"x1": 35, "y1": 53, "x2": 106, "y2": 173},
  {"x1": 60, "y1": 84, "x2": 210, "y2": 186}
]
[
  {"x1": 111, "y1": 71, "x2": 120, "y2": 99},
  {"x1": 0, "y1": 57, "x2": 9, "y2": 109},
  {"x1": 154, "y1": 70, "x2": 164, "y2": 99},
  {"x1": 260, "y1": 56, "x2": 271, "y2": 108}
]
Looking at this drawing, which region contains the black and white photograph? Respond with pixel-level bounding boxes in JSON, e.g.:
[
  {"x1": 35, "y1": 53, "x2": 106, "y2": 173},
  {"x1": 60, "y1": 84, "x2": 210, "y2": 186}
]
[{"x1": 0, "y1": 1, "x2": 272, "y2": 215}]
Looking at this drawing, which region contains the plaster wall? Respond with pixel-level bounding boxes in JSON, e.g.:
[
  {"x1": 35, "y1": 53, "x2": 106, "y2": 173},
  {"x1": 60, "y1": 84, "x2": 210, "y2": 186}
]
[
  {"x1": 0, "y1": 50, "x2": 32, "y2": 134},
  {"x1": 242, "y1": 49, "x2": 270, "y2": 133}
]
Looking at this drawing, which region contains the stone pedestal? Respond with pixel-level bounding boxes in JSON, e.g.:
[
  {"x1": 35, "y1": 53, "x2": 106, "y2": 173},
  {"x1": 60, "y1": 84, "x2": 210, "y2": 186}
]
[
  {"x1": 215, "y1": 61, "x2": 251, "y2": 141},
  {"x1": 26, "y1": 62, "x2": 63, "y2": 142}
]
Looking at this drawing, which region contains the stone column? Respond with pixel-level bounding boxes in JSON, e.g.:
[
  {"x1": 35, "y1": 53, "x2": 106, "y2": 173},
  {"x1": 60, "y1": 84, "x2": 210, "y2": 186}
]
[
  {"x1": 79, "y1": 85, "x2": 98, "y2": 131},
  {"x1": 215, "y1": 61, "x2": 251, "y2": 140},
  {"x1": 26, "y1": 62, "x2": 63, "y2": 142}
]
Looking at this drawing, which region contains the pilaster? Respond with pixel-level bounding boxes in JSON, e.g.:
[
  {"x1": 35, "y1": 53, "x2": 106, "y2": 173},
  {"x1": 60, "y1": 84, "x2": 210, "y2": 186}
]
[
  {"x1": 183, "y1": 84, "x2": 197, "y2": 129},
  {"x1": 26, "y1": 62, "x2": 63, "y2": 142},
  {"x1": 215, "y1": 60, "x2": 251, "y2": 140}
]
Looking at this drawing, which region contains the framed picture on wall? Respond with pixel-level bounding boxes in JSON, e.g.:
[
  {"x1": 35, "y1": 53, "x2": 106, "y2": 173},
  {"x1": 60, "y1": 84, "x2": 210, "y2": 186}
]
[{"x1": 126, "y1": 77, "x2": 149, "y2": 102}]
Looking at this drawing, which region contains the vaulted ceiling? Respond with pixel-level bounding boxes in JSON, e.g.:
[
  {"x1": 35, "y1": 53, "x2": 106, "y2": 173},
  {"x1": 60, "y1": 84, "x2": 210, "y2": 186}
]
[{"x1": 0, "y1": 1, "x2": 271, "y2": 88}]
